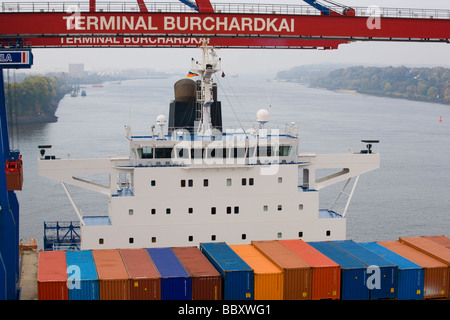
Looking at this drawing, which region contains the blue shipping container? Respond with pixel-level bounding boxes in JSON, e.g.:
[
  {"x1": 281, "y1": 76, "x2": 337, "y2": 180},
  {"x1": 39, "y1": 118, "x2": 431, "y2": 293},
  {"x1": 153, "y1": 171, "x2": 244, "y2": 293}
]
[
  {"x1": 200, "y1": 242, "x2": 254, "y2": 300},
  {"x1": 360, "y1": 242, "x2": 424, "y2": 300},
  {"x1": 65, "y1": 250, "x2": 99, "y2": 300},
  {"x1": 146, "y1": 248, "x2": 191, "y2": 300},
  {"x1": 308, "y1": 241, "x2": 369, "y2": 300},
  {"x1": 331, "y1": 240, "x2": 398, "y2": 300}
]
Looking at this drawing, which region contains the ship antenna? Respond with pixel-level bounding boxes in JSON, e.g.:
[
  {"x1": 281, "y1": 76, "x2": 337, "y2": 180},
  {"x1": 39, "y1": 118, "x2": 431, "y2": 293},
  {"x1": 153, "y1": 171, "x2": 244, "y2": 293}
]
[{"x1": 191, "y1": 42, "x2": 221, "y2": 137}]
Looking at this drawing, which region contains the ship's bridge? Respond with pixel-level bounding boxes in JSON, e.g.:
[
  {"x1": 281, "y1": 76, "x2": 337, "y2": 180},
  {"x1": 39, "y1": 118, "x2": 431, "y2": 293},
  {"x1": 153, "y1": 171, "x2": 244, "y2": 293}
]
[{"x1": 126, "y1": 121, "x2": 300, "y2": 167}]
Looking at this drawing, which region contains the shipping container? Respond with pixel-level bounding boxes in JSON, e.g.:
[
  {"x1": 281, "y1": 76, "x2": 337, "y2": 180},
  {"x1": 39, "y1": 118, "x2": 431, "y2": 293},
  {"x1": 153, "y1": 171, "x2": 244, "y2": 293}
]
[
  {"x1": 92, "y1": 249, "x2": 130, "y2": 300},
  {"x1": 37, "y1": 250, "x2": 68, "y2": 300},
  {"x1": 200, "y1": 242, "x2": 254, "y2": 300},
  {"x1": 230, "y1": 244, "x2": 283, "y2": 300},
  {"x1": 251, "y1": 240, "x2": 311, "y2": 300},
  {"x1": 279, "y1": 239, "x2": 340, "y2": 300},
  {"x1": 308, "y1": 241, "x2": 369, "y2": 300},
  {"x1": 424, "y1": 235, "x2": 450, "y2": 250},
  {"x1": 146, "y1": 247, "x2": 191, "y2": 300},
  {"x1": 119, "y1": 248, "x2": 161, "y2": 300},
  {"x1": 379, "y1": 241, "x2": 448, "y2": 299},
  {"x1": 360, "y1": 242, "x2": 424, "y2": 300},
  {"x1": 400, "y1": 236, "x2": 450, "y2": 265},
  {"x1": 331, "y1": 240, "x2": 398, "y2": 300},
  {"x1": 172, "y1": 246, "x2": 222, "y2": 300},
  {"x1": 65, "y1": 250, "x2": 99, "y2": 300}
]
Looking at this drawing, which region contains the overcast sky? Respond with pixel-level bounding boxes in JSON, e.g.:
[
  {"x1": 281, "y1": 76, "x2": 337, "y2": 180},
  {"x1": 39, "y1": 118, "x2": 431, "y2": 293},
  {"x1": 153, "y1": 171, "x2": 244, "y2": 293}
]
[{"x1": 4, "y1": 0, "x2": 449, "y2": 75}]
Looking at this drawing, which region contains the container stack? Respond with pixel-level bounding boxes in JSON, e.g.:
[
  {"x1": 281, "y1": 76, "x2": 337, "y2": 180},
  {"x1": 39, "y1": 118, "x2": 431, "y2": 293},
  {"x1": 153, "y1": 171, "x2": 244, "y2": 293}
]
[
  {"x1": 279, "y1": 239, "x2": 341, "y2": 300},
  {"x1": 37, "y1": 250, "x2": 68, "y2": 300},
  {"x1": 65, "y1": 250, "x2": 99, "y2": 300},
  {"x1": 378, "y1": 240, "x2": 448, "y2": 299},
  {"x1": 92, "y1": 249, "x2": 130, "y2": 300},
  {"x1": 36, "y1": 235, "x2": 450, "y2": 300},
  {"x1": 229, "y1": 244, "x2": 283, "y2": 300},
  {"x1": 200, "y1": 242, "x2": 254, "y2": 300},
  {"x1": 251, "y1": 240, "x2": 311, "y2": 300},
  {"x1": 119, "y1": 248, "x2": 161, "y2": 300},
  {"x1": 172, "y1": 246, "x2": 222, "y2": 300},
  {"x1": 146, "y1": 247, "x2": 191, "y2": 300}
]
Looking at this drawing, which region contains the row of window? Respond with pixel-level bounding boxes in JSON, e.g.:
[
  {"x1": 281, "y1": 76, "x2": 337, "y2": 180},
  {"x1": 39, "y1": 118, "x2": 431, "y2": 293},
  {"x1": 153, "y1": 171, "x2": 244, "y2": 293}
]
[
  {"x1": 97, "y1": 229, "x2": 333, "y2": 245},
  {"x1": 136, "y1": 145, "x2": 293, "y2": 160},
  {"x1": 128, "y1": 204, "x2": 304, "y2": 216},
  {"x1": 150, "y1": 177, "x2": 283, "y2": 188}
]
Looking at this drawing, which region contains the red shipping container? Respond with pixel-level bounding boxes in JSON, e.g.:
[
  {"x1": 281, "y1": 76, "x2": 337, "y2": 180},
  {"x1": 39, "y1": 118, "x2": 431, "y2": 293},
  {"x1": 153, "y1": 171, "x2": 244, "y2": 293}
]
[
  {"x1": 172, "y1": 246, "x2": 222, "y2": 300},
  {"x1": 92, "y1": 249, "x2": 130, "y2": 300},
  {"x1": 37, "y1": 250, "x2": 68, "y2": 300},
  {"x1": 252, "y1": 240, "x2": 312, "y2": 300},
  {"x1": 279, "y1": 239, "x2": 341, "y2": 300},
  {"x1": 119, "y1": 249, "x2": 161, "y2": 300}
]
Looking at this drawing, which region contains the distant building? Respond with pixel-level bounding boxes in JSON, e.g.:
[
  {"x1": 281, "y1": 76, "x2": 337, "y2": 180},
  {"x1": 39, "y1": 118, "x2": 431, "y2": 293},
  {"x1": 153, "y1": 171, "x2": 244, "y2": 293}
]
[{"x1": 68, "y1": 64, "x2": 85, "y2": 78}]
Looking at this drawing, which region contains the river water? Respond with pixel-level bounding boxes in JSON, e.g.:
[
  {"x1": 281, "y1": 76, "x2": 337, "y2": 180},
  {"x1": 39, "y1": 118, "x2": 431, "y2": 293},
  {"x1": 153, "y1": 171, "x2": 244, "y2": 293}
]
[{"x1": 14, "y1": 73, "x2": 450, "y2": 248}]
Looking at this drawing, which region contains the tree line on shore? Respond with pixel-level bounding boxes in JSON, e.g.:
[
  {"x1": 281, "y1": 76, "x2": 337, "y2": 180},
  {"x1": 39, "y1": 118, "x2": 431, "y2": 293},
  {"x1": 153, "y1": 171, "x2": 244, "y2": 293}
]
[
  {"x1": 4, "y1": 75, "x2": 69, "y2": 123},
  {"x1": 277, "y1": 65, "x2": 450, "y2": 105}
]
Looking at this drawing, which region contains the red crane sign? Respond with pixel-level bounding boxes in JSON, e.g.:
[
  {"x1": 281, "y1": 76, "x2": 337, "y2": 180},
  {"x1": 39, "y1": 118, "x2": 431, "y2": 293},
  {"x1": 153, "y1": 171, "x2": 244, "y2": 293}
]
[{"x1": 1, "y1": 1, "x2": 449, "y2": 49}]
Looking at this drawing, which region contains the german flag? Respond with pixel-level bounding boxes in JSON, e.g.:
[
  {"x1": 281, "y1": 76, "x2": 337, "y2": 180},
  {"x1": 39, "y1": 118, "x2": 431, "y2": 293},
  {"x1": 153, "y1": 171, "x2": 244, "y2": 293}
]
[{"x1": 186, "y1": 71, "x2": 198, "y2": 78}]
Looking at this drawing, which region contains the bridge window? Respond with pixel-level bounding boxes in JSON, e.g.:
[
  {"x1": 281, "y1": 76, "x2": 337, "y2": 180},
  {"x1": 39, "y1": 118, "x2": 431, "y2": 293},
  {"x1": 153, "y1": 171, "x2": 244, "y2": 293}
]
[
  {"x1": 278, "y1": 146, "x2": 292, "y2": 157},
  {"x1": 155, "y1": 147, "x2": 173, "y2": 159},
  {"x1": 137, "y1": 147, "x2": 153, "y2": 159}
]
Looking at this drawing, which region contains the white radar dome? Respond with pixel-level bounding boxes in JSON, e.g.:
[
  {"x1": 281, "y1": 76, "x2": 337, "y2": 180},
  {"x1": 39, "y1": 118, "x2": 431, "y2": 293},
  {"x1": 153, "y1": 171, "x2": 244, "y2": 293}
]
[
  {"x1": 156, "y1": 115, "x2": 166, "y2": 125},
  {"x1": 256, "y1": 109, "x2": 270, "y2": 124}
]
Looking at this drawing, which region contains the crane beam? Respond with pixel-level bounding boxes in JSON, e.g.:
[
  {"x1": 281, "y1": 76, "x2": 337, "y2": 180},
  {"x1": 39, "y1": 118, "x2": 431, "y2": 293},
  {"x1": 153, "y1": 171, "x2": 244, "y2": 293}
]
[
  {"x1": 0, "y1": 12, "x2": 449, "y2": 43},
  {"x1": 3, "y1": 37, "x2": 347, "y2": 49}
]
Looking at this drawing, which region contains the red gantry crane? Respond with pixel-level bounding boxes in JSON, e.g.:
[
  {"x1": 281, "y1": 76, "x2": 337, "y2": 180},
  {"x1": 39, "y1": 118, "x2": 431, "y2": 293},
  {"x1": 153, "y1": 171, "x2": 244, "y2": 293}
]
[{"x1": 0, "y1": 0, "x2": 449, "y2": 300}]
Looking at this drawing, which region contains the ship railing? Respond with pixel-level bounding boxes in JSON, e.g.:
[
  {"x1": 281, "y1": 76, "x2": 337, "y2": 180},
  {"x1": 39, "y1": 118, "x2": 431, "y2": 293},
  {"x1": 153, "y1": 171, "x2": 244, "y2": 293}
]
[{"x1": 2, "y1": 2, "x2": 450, "y2": 19}]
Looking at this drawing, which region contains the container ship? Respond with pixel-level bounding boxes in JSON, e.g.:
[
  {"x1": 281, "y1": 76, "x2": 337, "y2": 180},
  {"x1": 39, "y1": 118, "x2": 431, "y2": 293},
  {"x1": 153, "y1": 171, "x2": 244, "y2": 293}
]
[{"x1": 35, "y1": 45, "x2": 449, "y2": 301}]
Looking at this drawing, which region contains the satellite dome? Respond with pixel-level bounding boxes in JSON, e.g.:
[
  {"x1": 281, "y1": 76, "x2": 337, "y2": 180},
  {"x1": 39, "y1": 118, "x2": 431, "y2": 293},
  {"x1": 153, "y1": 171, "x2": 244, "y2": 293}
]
[
  {"x1": 156, "y1": 115, "x2": 166, "y2": 125},
  {"x1": 256, "y1": 109, "x2": 270, "y2": 124}
]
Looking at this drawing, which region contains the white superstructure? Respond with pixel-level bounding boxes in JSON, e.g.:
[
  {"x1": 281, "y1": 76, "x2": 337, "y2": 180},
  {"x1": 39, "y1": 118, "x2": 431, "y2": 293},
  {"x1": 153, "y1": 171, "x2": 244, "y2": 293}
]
[{"x1": 38, "y1": 45, "x2": 380, "y2": 250}]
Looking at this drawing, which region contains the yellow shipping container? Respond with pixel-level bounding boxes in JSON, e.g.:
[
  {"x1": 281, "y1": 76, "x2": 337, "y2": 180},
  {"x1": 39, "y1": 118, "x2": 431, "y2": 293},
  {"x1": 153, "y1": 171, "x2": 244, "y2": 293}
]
[{"x1": 230, "y1": 244, "x2": 283, "y2": 300}]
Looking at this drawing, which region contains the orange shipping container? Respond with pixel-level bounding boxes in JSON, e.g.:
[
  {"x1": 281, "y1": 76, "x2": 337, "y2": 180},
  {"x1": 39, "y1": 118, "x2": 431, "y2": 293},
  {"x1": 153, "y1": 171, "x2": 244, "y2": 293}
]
[
  {"x1": 379, "y1": 241, "x2": 448, "y2": 300},
  {"x1": 279, "y1": 239, "x2": 341, "y2": 300},
  {"x1": 424, "y1": 235, "x2": 450, "y2": 250},
  {"x1": 37, "y1": 251, "x2": 68, "y2": 300},
  {"x1": 400, "y1": 236, "x2": 450, "y2": 265},
  {"x1": 230, "y1": 244, "x2": 283, "y2": 300},
  {"x1": 119, "y1": 249, "x2": 161, "y2": 300},
  {"x1": 172, "y1": 246, "x2": 222, "y2": 300},
  {"x1": 400, "y1": 236, "x2": 450, "y2": 300},
  {"x1": 92, "y1": 249, "x2": 130, "y2": 300},
  {"x1": 252, "y1": 240, "x2": 312, "y2": 300}
]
